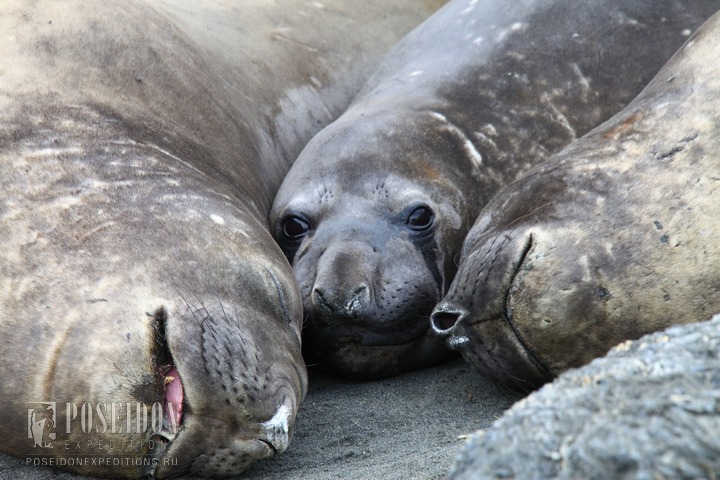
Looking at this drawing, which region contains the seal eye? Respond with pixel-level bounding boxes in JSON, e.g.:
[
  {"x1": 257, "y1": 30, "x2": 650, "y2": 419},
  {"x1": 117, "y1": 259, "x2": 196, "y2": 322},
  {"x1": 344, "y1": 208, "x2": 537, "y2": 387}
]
[
  {"x1": 406, "y1": 206, "x2": 434, "y2": 230},
  {"x1": 281, "y1": 215, "x2": 310, "y2": 241}
]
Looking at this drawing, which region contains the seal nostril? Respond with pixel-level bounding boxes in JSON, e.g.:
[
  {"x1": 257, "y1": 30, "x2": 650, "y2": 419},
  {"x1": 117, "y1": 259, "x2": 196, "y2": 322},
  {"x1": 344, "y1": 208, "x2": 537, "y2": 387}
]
[
  {"x1": 353, "y1": 285, "x2": 368, "y2": 296},
  {"x1": 431, "y1": 311, "x2": 461, "y2": 332},
  {"x1": 346, "y1": 284, "x2": 370, "y2": 312}
]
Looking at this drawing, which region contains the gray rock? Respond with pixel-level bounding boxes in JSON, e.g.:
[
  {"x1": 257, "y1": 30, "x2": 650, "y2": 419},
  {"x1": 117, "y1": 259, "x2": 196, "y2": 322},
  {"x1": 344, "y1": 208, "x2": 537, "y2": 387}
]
[{"x1": 451, "y1": 314, "x2": 720, "y2": 480}]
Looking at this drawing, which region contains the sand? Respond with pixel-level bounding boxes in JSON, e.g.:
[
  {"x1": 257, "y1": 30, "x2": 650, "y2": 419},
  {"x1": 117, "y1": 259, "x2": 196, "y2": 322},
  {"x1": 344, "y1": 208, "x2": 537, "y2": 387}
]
[{"x1": 1, "y1": 358, "x2": 521, "y2": 480}]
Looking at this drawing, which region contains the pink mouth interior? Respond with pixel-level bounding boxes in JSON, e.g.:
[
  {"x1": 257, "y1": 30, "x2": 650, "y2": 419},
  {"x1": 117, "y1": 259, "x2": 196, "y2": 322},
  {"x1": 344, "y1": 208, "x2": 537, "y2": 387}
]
[{"x1": 164, "y1": 366, "x2": 184, "y2": 427}]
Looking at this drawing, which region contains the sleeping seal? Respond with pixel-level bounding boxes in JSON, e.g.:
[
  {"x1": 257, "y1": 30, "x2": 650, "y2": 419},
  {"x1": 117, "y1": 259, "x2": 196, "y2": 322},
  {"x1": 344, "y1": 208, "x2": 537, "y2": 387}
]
[
  {"x1": 271, "y1": 0, "x2": 719, "y2": 378},
  {"x1": 432, "y1": 10, "x2": 720, "y2": 390},
  {"x1": 0, "y1": 0, "x2": 441, "y2": 477}
]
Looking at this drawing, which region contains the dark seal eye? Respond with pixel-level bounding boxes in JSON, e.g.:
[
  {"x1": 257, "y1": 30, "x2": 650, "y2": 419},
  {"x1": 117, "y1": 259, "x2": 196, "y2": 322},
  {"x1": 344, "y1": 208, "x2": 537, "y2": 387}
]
[
  {"x1": 406, "y1": 206, "x2": 434, "y2": 230},
  {"x1": 281, "y1": 215, "x2": 310, "y2": 241}
]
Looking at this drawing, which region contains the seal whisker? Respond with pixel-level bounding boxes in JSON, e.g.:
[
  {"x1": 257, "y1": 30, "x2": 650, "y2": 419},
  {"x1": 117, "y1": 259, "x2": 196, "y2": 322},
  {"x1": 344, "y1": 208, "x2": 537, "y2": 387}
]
[{"x1": 502, "y1": 201, "x2": 552, "y2": 230}]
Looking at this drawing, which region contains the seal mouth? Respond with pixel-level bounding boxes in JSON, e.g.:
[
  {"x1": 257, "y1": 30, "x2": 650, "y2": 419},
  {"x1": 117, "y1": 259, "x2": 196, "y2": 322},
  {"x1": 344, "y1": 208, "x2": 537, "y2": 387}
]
[
  {"x1": 147, "y1": 308, "x2": 186, "y2": 462},
  {"x1": 502, "y1": 233, "x2": 553, "y2": 382},
  {"x1": 158, "y1": 365, "x2": 184, "y2": 437},
  {"x1": 257, "y1": 439, "x2": 278, "y2": 456}
]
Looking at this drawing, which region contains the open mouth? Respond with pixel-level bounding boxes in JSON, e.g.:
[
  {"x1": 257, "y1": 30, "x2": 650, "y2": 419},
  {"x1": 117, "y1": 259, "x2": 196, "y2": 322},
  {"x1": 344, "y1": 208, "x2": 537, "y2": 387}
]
[
  {"x1": 151, "y1": 308, "x2": 186, "y2": 444},
  {"x1": 160, "y1": 366, "x2": 184, "y2": 435}
]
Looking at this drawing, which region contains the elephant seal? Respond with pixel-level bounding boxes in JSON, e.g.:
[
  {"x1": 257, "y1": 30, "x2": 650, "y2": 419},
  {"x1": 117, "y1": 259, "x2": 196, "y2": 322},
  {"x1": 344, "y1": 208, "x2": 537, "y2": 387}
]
[
  {"x1": 432, "y1": 10, "x2": 720, "y2": 390},
  {"x1": 0, "y1": 1, "x2": 441, "y2": 478},
  {"x1": 451, "y1": 314, "x2": 720, "y2": 479},
  {"x1": 270, "y1": 0, "x2": 719, "y2": 379}
]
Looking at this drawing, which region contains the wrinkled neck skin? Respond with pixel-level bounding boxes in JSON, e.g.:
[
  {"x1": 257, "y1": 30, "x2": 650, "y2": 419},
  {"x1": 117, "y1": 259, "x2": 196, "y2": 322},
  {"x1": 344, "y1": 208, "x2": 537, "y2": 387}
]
[
  {"x1": 432, "y1": 11, "x2": 720, "y2": 392},
  {"x1": 271, "y1": 0, "x2": 718, "y2": 378},
  {"x1": 0, "y1": 0, "x2": 442, "y2": 476}
]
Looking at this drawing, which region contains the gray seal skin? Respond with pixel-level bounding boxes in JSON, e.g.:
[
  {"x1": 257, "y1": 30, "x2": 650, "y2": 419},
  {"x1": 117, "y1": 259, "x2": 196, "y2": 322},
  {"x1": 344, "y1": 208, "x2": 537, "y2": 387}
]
[
  {"x1": 0, "y1": 0, "x2": 442, "y2": 478},
  {"x1": 270, "y1": 0, "x2": 720, "y2": 379},
  {"x1": 432, "y1": 10, "x2": 720, "y2": 391},
  {"x1": 451, "y1": 315, "x2": 720, "y2": 480}
]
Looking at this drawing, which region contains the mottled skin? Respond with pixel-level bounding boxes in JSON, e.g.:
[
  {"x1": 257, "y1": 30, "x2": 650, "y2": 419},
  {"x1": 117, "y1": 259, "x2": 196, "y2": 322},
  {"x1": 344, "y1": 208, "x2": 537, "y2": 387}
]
[
  {"x1": 271, "y1": 0, "x2": 719, "y2": 379},
  {"x1": 433, "y1": 11, "x2": 720, "y2": 391},
  {"x1": 0, "y1": 1, "x2": 440, "y2": 478},
  {"x1": 452, "y1": 315, "x2": 720, "y2": 479}
]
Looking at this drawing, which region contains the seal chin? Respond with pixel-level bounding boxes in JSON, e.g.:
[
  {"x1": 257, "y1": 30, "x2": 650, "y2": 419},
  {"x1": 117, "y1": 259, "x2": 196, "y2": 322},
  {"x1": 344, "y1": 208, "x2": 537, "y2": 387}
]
[
  {"x1": 432, "y1": 307, "x2": 550, "y2": 392},
  {"x1": 303, "y1": 329, "x2": 454, "y2": 379},
  {"x1": 154, "y1": 400, "x2": 296, "y2": 479},
  {"x1": 307, "y1": 314, "x2": 434, "y2": 347}
]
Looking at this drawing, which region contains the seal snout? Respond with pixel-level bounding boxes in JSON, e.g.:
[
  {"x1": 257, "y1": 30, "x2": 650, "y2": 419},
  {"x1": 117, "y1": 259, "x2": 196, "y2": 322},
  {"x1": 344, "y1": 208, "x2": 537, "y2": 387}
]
[
  {"x1": 312, "y1": 283, "x2": 371, "y2": 318},
  {"x1": 259, "y1": 403, "x2": 292, "y2": 455},
  {"x1": 430, "y1": 302, "x2": 469, "y2": 336}
]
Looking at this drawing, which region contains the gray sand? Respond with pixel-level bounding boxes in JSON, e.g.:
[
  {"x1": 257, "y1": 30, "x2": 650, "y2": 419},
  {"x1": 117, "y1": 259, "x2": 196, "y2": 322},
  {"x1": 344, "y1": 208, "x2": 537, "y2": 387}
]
[{"x1": 1, "y1": 358, "x2": 520, "y2": 480}]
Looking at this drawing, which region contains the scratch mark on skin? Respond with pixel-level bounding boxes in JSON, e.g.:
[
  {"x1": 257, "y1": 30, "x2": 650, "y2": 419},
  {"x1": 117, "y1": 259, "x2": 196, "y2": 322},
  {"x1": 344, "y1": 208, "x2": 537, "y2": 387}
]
[
  {"x1": 653, "y1": 133, "x2": 698, "y2": 160},
  {"x1": 570, "y1": 62, "x2": 591, "y2": 100},
  {"x1": 503, "y1": 202, "x2": 552, "y2": 230},
  {"x1": 271, "y1": 32, "x2": 320, "y2": 53},
  {"x1": 144, "y1": 143, "x2": 207, "y2": 178},
  {"x1": 474, "y1": 130, "x2": 498, "y2": 151},
  {"x1": 603, "y1": 113, "x2": 643, "y2": 140},
  {"x1": 430, "y1": 112, "x2": 483, "y2": 168},
  {"x1": 540, "y1": 93, "x2": 577, "y2": 138},
  {"x1": 77, "y1": 221, "x2": 116, "y2": 244}
]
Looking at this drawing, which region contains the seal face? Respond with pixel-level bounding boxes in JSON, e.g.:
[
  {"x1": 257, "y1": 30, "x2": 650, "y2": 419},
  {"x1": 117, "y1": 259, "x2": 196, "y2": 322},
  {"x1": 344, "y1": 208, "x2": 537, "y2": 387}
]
[
  {"x1": 0, "y1": 0, "x2": 440, "y2": 477},
  {"x1": 432, "y1": 11, "x2": 720, "y2": 391},
  {"x1": 271, "y1": 0, "x2": 720, "y2": 379}
]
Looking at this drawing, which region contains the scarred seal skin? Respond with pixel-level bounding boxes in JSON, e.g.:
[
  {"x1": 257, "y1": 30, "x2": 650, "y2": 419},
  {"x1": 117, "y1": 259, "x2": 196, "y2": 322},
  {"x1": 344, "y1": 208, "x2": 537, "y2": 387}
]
[
  {"x1": 0, "y1": 1, "x2": 441, "y2": 478},
  {"x1": 432, "y1": 10, "x2": 720, "y2": 391},
  {"x1": 271, "y1": 0, "x2": 720, "y2": 379}
]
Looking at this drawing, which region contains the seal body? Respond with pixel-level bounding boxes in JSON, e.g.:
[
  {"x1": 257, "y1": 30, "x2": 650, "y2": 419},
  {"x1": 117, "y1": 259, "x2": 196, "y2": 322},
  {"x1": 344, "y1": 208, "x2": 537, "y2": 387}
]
[
  {"x1": 271, "y1": 0, "x2": 719, "y2": 378},
  {"x1": 451, "y1": 315, "x2": 720, "y2": 479},
  {"x1": 0, "y1": 1, "x2": 440, "y2": 477},
  {"x1": 432, "y1": 10, "x2": 720, "y2": 390}
]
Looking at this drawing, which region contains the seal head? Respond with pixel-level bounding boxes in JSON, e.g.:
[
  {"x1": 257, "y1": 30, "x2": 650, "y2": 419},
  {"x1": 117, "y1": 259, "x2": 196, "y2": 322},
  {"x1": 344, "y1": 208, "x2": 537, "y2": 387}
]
[
  {"x1": 272, "y1": 0, "x2": 720, "y2": 379},
  {"x1": 273, "y1": 110, "x2": 475, "y2": 377},
  {"x1": 432, "y1": 14, "x2": 720, "y2": 390}
]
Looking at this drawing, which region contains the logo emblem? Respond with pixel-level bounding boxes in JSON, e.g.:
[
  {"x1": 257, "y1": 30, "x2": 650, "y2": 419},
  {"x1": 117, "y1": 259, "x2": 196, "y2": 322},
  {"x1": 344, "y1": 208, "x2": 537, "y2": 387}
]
[{"x1": 28, "y1": 402, "x2": 56, "y2": 448}]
